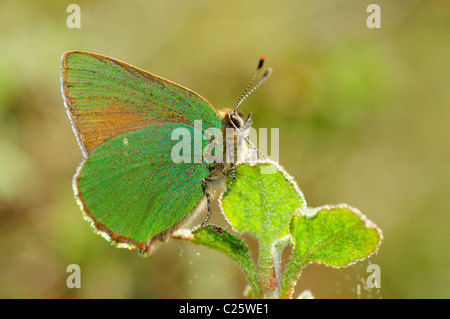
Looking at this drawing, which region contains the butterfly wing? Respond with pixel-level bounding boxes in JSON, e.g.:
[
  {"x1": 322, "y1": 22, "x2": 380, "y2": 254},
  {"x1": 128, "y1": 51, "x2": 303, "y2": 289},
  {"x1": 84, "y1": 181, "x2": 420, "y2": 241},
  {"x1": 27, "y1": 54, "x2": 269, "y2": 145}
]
[
  {"x1": 61, "y1": 51, "x2": 222, "y2": 157},
  {"x1": 61, "y1": 51, "x2": 222, "y2": 255},
  {"x1": 75, "y1": 123, "x2": 210, "y2": 255}
]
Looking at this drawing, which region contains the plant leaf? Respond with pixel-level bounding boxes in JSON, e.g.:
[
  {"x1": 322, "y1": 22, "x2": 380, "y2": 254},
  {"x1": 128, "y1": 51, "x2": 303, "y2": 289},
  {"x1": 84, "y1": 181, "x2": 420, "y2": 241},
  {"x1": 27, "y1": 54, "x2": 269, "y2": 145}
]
[
  {"x1": 220, "y1": 162, "x2": 305, "y2": 243},
  {"x1": 279, "y1": 204, "x2": 383, "y2": 298},
  {"x1": 220, "y1": 162, "x2": 305, "y2": 298},
  {"x1": 172, "y1": 225, "x2": 261, "y2": 298}
]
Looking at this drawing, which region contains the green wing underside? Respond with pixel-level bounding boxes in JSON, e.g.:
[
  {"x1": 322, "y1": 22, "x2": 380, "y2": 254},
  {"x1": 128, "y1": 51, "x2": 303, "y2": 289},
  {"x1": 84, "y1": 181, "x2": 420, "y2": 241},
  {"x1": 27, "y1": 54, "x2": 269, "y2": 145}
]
[
  {"x1": 75, "y1": 123, "x2": 210, "y2": 247},
  {"x1": 65, "y1": 53, "x2": 219, "y2": 122},
  {"x1": 62, "y1": 51, "x2": 222, "y2": 156}
]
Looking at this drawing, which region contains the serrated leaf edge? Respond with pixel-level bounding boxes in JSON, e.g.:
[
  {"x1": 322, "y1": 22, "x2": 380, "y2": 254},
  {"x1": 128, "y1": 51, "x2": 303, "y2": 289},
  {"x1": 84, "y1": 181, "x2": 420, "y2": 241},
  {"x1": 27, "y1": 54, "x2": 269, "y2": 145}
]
[{"x1": 291, "y1": 203, "x2": 383, "y2": 269}]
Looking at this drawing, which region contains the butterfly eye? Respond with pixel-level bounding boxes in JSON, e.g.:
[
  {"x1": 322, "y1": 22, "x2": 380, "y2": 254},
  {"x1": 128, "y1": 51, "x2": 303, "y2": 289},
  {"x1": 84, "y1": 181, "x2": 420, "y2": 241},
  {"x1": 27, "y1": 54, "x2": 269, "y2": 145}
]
[{"x1": 230, "y1": 113, "x2": 244, "y2": 128}]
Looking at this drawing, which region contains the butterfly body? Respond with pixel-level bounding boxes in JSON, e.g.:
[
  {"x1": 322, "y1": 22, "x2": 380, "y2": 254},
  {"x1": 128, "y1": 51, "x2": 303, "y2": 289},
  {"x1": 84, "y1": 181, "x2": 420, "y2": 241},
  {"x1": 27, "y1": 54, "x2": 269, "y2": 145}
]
[{"x1": 61, "y1": 51, "x2": 251, "y2": 255}]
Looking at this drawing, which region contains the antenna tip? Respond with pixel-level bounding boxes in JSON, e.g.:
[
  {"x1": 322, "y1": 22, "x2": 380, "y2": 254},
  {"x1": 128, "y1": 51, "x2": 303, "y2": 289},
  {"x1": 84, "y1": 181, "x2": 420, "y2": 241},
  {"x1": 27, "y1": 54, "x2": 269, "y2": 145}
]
[
  {"x1": 263, "y1": 67, "x2": 273, "y2": 78},
  {"x1": 257, "y1": 56, "x2": 265, "y2": 70}
]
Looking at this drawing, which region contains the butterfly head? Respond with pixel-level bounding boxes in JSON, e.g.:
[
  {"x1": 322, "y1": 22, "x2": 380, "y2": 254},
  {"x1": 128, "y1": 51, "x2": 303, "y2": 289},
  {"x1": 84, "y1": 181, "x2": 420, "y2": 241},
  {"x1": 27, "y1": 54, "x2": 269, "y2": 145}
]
[{"x1": 220, "y1": 109, "x2": 252, "y2": 131}]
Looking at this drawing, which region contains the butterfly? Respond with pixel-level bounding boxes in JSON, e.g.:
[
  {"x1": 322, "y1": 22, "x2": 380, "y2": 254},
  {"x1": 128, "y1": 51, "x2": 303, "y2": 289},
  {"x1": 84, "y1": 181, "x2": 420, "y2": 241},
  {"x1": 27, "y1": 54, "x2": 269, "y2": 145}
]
[{"x1": 61, "y1": 51, "x2": 270, "y2": 255}]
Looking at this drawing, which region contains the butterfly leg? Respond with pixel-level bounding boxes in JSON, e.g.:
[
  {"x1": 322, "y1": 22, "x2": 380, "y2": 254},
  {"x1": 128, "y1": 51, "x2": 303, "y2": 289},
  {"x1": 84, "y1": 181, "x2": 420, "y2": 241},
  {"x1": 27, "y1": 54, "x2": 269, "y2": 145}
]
[
  {"x1": 195, "y1": 175, "x2": 226, "y2": 230},
  {"x1": 231, "y1": 162, "x2": 236, "y2": 182}
]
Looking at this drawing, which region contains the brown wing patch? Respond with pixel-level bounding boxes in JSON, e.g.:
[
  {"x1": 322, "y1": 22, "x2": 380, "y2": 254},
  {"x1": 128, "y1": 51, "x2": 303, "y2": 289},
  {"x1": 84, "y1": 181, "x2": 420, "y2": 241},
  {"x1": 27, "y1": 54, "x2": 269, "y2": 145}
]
[{"x1": 61, "y1": 51, "x2": 219, "y2": 157}]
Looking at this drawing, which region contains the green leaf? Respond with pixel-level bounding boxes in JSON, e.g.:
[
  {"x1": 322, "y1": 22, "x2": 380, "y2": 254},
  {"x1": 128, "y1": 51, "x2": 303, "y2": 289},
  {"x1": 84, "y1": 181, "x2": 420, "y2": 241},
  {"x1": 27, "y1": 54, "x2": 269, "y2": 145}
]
[
  {"x1": 220, "y1": 162, "x2": 305, "y2": 243},
  {"x1": 279, "y1": 204, "x2": 383, "y2": 298},
  {"x1": 220, "y1": 162, "x2": 305, "y2": 298},
  {"x1": 292, "y1": 205, "x2": 382, "y2": 266},
  {"x1": 172, "y1": 225, "x2": 261, "y2": 298}
]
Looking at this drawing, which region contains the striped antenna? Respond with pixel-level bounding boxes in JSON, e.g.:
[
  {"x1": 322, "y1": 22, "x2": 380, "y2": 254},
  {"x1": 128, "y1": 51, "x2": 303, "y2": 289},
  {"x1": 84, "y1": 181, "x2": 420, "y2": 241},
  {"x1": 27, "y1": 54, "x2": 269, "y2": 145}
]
[{"x1": 233, "y1": 56, "x2": 271, "y2": 113}]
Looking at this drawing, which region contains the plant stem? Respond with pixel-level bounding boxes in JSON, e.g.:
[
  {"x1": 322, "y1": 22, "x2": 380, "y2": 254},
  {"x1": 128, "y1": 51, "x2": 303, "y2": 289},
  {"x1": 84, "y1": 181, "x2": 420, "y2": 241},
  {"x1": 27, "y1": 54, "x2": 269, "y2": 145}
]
[
  {"x1": 259, "y1": 239, "x2": 278, "y2": 298},
  {"x1": 279, "y1": 254, "x2": 308, "y2": 299}
]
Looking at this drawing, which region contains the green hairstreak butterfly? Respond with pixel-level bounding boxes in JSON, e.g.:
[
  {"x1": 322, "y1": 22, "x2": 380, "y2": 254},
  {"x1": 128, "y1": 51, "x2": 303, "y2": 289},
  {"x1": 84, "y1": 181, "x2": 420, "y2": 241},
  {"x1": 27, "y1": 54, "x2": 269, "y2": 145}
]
[{"x1": 61, "y1": 51, "x2": 270, "y2": 256}]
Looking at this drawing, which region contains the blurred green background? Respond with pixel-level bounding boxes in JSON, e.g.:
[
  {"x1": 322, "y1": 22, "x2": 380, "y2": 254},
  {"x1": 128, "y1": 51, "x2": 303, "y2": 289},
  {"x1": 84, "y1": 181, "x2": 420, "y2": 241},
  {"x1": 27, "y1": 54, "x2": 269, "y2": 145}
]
[{"x1": 0, "y1": 0, "x2": 448, "y2": 298}]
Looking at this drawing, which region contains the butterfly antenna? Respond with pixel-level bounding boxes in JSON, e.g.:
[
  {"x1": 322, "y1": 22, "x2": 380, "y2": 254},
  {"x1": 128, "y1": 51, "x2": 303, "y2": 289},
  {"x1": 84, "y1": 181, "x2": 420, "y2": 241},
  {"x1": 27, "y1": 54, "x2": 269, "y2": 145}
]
[
  {"x1": 235, "y1": 68, "x2": 272, "y2": 113},
  {"x1": 230, "y1": 56, "x2": 273, "y2": 162},
  {"x1": 233, "y1": 56, "x2": 269, "y2": 114}
]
